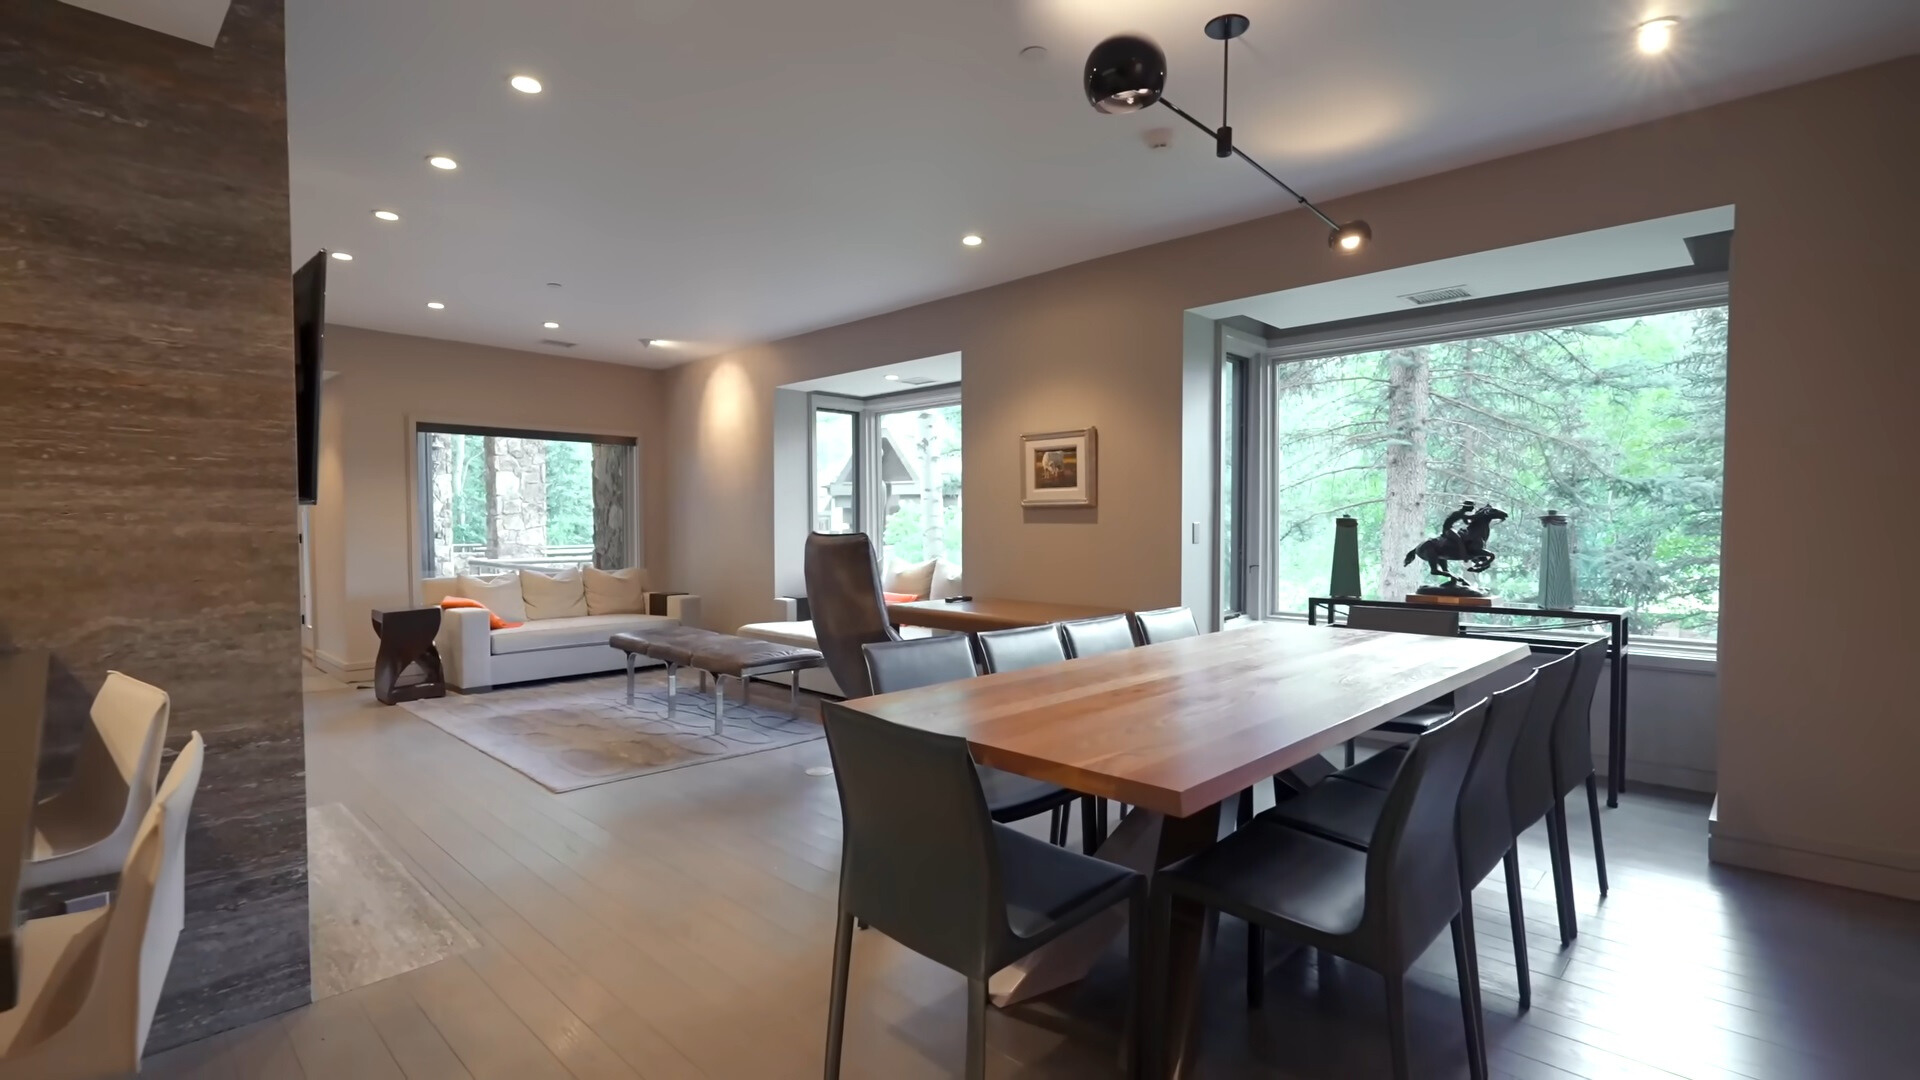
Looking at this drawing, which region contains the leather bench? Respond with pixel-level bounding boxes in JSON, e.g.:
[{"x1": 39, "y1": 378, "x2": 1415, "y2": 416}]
[{"x1": 610, "y1": 627, "x2": 825, "y2": 734}]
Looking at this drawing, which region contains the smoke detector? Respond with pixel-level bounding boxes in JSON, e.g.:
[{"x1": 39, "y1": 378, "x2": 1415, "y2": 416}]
[{"x1": 1144, "y1": 127, "x2": 1174, "y2": 150}]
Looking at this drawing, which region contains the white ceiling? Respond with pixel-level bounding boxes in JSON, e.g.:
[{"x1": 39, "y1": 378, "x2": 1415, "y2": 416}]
[
  {"x1": 59, "y1": 0, "x2": 230, "y2": 45},
  {"x1": 783, "y1": 352, "x2": 964, "y2": 399},
  {"x1": 285, "y1": 0, "x2": 1920, "y2": 368},
  {"x1": 1198, "y1": 206, "x2": 1736, "y2": 329}
]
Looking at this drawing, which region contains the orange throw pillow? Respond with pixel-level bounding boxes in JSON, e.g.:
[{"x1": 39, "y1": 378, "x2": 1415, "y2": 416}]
[
  {"x1": 883, "y1": 591, "x2": 919, "y2": 604},
  {"x1": 439, "y1": 596, "x2": 523, "y2": 630}
]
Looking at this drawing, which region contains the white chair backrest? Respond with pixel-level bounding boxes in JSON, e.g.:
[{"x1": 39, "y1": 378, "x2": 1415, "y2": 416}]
[{"x1": 135, "y1": 733, "x2": 203, "y2": 1056}]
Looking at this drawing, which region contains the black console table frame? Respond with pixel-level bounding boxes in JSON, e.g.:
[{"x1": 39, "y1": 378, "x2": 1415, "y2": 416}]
[{"x1": 1308, "y1": 596, "x2": 1632, "y2": 807}]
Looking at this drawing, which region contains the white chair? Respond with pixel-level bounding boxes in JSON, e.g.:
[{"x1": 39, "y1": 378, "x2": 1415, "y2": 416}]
[
  {"x1": 22, "y1": 672, "x2": 170, "y2": 891},
  {"x1": 0, "y1": 732, "x2": 205, "y2": 1079}
]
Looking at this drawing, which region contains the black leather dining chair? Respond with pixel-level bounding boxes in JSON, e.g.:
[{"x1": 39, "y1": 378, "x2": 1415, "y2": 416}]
[
  {"x1": 863, "y1": 635, "x2": 1091, "y2": 850},
  {"x1": 1060, "y1": 615, "x2": 1136, "y2": 658},
  {"x1": 803, "y1": 532, "x2": 899, "y2": 699},
  {"x1": 1546, "y1": 638, "x2": 1611, "y2": 942},
  {"x1": 1148, "y1": 701, "x2": 1490, "y2": 1080},
  {"x1": 976, "y1": 624, "x2": 1068, "y2": 674},
  {"x1": 821, "y1": 700, "x2": 1145, "y2": 1080},
  {"x1": 1339, "y1": 606, "x2": 1461, "y2": 764},
  {"x1": 1131, "y1": 606, "x2": 1199, "y2": 644}
]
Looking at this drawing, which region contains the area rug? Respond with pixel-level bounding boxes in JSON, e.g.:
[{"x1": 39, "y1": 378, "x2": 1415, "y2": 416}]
[{"x1": 398, "y1": 671, "x2": 823, "y2": 793}]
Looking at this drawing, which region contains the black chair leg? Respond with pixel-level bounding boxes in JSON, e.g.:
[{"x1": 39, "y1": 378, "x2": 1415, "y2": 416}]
[
  {"x1": 1246, "y1": 923, "x2": 1265, "y2": 1008},
  {"x1": 1451, "y1": 914, "x2": 1487, "y2": 1080},
  {"x1": 1144, "y1": 883, "x2": 1175, "y2": 1079},
  {"x1": 1384, "y1": 971, "x2": 1411, "y2": 1080},
  {"x1": 1503, "y1": 848, "x2": 1531, "y2": 1011},
  {"x1": 1081, "y1": 796, "x2": 1100, "y2": 854},
  {"x1": 965, "y1": 976, "x2": 988, "y2": 1080},
  {"x1": 825, "y1": 910, "x2": 855, "y2": 1079},
  {"x1": 1586, "y1": 772, "x2": 1610, "y2": 897},
  {"x1": 1547, "y1": 797, "x2": 1578, "y2": 945},
  {"x1": 1236, "y1": 787, "x2": 1254, "y2": 827},
  {"x1": 1126, "y1": 886, "x2": 1148, "y2": 1079},
  {"x1": 1344, "y1": 738, "x2": 1356, "y2": 767},
  {"x1": 1048, "y1": 805, "x2": 1065, "y2": 846}
]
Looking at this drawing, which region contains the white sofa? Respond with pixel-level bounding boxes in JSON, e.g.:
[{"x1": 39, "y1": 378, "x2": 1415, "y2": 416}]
[
  {"x1": 421, "y1": 571, "x2": 700, "y2": 692},
  {"x1": 736, "y1": 556, "x2": 958, "y2": 698}
]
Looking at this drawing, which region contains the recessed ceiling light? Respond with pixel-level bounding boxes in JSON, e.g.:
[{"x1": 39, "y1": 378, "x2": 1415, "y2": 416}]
[
  {"x1": 428, "y1": 155, "x2": 459, "y2": 170},
  {"x1": 427, "y1": 301, "x2": 445, "y2": 310},
  {"x1": 330, "y1": 251, "x2": 353, "y2": 261},
  {"x1": 961, "y1": 234, "x2": 983, "y2": 247},
  {"x1": 643, "y1": 339, "x2": 674, "y2": 347},
  {"x1": 372, "y1": 209, "x2": 400, "y2": 222},
  {"x1": 1636, "y1": 17, "x2": 1678, "y2": 55},
  {"x1": 510, "y1": 75, "x2": 543, "y2": 94},
  {"x1": 883, "y1": 374, "x2": 902, "y2": 381},
  {"x1": 543, "y1": 321, "x2": 560, "y2": 329}
]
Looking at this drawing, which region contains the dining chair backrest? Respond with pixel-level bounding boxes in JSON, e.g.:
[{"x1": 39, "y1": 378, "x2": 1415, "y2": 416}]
[
  {"x1": 1346, "y1": 605, "x2": 1461, "y2": 637},
  {"x1": 821, "y1": 702, "x2": 1002, "y2": 976},
  {"x1": 23, "y1": 671, "x2": 171, "y2": 890},
  {"x1": 1, "y1": 733, "x2": 203, "y2": 1079},
  {"x1": 976, "y1": 624, "x2": 1067, "y2": 674},
  {"x1": 1549, "y1": 639, "x2": 1610, "y2": 796},
  {"x1": 1456, "y1": 672, "x2": 1537, "y2": 888},
  {"x1": 804, "y1": 532, "x2": 900, "y2": 699},
  {"x1": 1060, "y1": 615, "x2": 1136, "y2": 658},
  {"x1": 1506, "y1": 648, "x2": 1579, "y2": 832},
  {"x1": 1363, "y1": 699, "x2": 1485, "y2": 959},
  {"x1": 863, "y1": 635, "x2": 977, "y2": 695},
  {"x1": 1132, "y1": 607, "x2": 1199, "y2": 645}
]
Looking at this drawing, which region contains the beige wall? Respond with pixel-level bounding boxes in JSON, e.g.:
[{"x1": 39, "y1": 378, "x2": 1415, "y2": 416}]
[
  {"x1": 660, "y1": 57, "x2": 1920, "y2": 895},
  {"x1": 311, "y1": 326, "x2": 668, "y2": 671}
]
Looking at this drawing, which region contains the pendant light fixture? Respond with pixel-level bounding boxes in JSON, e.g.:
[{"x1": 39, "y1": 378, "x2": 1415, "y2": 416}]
[{"x1": 1084, "y1": 13, "x2": 1370, "y2": 254}]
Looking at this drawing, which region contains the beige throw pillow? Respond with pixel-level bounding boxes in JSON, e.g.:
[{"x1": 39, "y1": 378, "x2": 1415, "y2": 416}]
[
  {"x1": 883, "y1": 557, "x2": 938, "y2": 601},
  {"x1": 584, "y1": 567, "x2": 647, "y2": 615},
  {"x1": 519, "y1": 568, "x2": 589, "y2": 621},
  {"x1": 453, "y1": 573, "x2": 527, "y2": 624},
  {"x1": 930, "y1": 558, "x2": 966, "y2": 600}
]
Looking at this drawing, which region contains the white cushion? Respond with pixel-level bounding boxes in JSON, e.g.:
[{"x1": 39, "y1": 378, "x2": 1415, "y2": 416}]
[
  {"x1": 420, "y1": 577, "x2": 458, "y2": 606},
  {"x1": 883, "y1": 557, "x2": 938, "y2": 600},
  {"x1": 736, "y1": 620, "x2": 819, "y2": 650},
  {"x1": 930, "y1": 559, "x2": 966, "y2": 599},
  {"x1": 519, "y1": 568, "x2": 588, "y2": 621},
  {"x1": 454, "y1": 573, "x2": 527, "y2": 624},
  {"x1": 490, "y1": 613, "x2": 676, "y2": 655},
  {"x1": 584, "y1": 567, "x2": 647, "y2": 615}
]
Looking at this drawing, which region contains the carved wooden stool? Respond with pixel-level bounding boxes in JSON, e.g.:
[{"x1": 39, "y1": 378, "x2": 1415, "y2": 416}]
[{"x1": 370, "y1": 607, "x2": 446, "y2": 705}]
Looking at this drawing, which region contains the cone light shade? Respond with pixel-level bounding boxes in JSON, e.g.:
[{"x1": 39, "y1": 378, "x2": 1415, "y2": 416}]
[{"x1": 1330, "y1": 515, "x2": 1363, "y2": 597}]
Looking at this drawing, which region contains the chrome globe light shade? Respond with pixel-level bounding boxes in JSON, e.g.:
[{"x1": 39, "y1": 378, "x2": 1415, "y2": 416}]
[{"x1": 1084, "y1": 35, "x2": 1167, "y2": 114}]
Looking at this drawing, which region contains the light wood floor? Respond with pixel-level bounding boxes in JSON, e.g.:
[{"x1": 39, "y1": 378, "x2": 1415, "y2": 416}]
[{"x1": 141, "y1": 682, "x2": 1920, "y2": 1079}]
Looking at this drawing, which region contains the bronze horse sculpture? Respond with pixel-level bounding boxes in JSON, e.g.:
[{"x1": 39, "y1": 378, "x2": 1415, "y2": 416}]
[{"x1": 1405, "y1": 502, "x2": 1508, "y2": 594}]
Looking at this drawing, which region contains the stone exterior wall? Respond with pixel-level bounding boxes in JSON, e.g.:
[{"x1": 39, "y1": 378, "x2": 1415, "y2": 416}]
[{"x1": 486, "y1": 436, "x2": 547, "y2": 557}]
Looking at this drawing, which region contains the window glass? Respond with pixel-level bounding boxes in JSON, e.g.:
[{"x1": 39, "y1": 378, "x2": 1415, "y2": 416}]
[
  {"x1": 418, "y1": 430, "x2": 633, "y2": 577},
  {"x1": 813, "y1": 410, "x2": 856, "y2": 532},
  {"x1": 876, "y1": 405, "x2": 962, "y2": 566}
]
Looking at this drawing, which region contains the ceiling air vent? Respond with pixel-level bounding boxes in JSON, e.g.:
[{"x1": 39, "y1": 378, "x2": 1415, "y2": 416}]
[
  {"x1": 896, "y1": 376, "x2": 941, "y2": 386},
  {"x1": 538, "y1": 338, "x2": 578, "y2": 348},
  {"x1": 1400, "y1": 285, "x2": 1473, "y2": 306}
]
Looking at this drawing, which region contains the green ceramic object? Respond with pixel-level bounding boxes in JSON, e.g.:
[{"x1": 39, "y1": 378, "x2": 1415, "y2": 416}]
[{"x1": 1329, "y1": 515, "x2": 1362, "y2": 597}]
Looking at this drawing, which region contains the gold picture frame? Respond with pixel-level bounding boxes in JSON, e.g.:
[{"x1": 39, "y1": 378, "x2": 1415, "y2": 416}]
[{"x1": 1020, "y1": 427, "x2": 1096, "y2": 507}]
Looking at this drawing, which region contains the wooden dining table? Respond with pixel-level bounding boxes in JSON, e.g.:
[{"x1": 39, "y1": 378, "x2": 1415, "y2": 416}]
[
  {"x1": 884, "y1": 596, "x2": 1129, "y2": 635},
  {"x1": 843, "y1": 620, "x2": 1529, "y2": 1076},
  {"x1": 1, "y1": 650, "x2": 50, "y2": 1013}
]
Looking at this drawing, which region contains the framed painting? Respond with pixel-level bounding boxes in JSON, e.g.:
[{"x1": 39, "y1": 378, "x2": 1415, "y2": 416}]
[{"x1": 1020, "y1": 427, "x2": 1096, "y2": 507}]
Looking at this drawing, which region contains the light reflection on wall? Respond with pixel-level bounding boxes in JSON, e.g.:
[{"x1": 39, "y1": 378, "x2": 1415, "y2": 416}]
[{"x1": 697, "y1": 359, "x2": 761, "y2": 499}]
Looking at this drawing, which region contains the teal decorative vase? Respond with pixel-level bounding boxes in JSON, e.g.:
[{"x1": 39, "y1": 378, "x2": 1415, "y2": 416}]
[
  {"x1": 1539, "y1": 510, "x2": 1576, "y2": 608},
  {"x1": 1329, "y1": 515, "x2": 1362, "y2": 597}
]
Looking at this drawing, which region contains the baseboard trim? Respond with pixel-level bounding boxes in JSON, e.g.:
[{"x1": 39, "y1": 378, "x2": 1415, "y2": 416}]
[
  {"x1": 312, "y1": 649, "x2": 375, "y2": 681},
  {"x1": 1600, "y1": 759, "x2": 1715, "y2": 794},
  {"x1": 1709, "y1": 810, "x2": 1920, "y2": 901}
]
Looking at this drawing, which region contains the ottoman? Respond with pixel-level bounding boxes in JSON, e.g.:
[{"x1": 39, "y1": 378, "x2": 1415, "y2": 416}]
[{"x1": 610, "y1": 627, "x2": 826, "y2": 734}]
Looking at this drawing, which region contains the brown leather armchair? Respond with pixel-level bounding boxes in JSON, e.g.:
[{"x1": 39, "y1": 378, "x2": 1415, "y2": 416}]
[{"x1": 803, "y1": 533, "x2": 899, "y2": 699}]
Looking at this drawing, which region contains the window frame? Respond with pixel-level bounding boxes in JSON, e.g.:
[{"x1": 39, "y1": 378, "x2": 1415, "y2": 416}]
[
  {"x1": 806, "y1": 384, "x2": 962, "y2": 556},
  {"x1": 1230, "y1": 276, "x2": 1729, "y2": 657},
  {"x1": 807, "y1": 396, "x2": 862, "y2": 535}
]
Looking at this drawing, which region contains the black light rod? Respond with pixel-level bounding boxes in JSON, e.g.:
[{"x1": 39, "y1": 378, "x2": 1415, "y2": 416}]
[{"x1": 1156, "y1": 97, "x2": 1344, "y2": 232}]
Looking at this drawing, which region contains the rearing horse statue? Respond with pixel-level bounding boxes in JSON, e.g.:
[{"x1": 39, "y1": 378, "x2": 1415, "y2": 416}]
[{"x1": 1404, "y1": 502, "x2": 1508, "y2": 592}]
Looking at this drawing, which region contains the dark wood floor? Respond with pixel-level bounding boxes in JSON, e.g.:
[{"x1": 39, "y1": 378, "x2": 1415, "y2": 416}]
[{"x1": 142, "y1": 681, "x2": 1920, "y2": 1079}]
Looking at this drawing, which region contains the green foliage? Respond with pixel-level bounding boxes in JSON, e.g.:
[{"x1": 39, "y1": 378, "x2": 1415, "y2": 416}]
[
  {"x1": 544, "y1": 439, "x2": 594, "y2": 546},
  {"x1": 1270, "y1": 306, "x2": 1726, "y2": 639}
]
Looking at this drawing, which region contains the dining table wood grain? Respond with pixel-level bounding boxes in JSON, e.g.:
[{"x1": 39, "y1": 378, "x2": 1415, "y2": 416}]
[
  {"x1": 845, "y1": 620, "x2": 1531, "y2": 819},
  {"x1": 883, "y1": 596, "x2": 1129, "y2": 635}
]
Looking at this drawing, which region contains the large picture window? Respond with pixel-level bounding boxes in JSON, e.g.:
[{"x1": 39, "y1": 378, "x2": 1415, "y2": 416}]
[
  {"x1": 809, "y1": 390, "x2": 962, "y2": 567},
  {"x1": 417, "y1": 425, "x2": 635, "y2": 578},
  {"x1": 1260, "y1": 302, "x2": 1727, "y2": 642}
]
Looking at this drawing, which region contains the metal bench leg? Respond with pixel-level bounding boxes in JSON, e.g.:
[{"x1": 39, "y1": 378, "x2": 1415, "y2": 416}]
[
  {"x1": 789, "y1": 670, "x2": 800, "y2": 717},
  {"x1": 665, "y1": 663, "x2": 677, "y2": 717},
  {"x1": 624, "y1": 653, "x2": 636, "y2": 703},
  {"x1": 713, "y1": 673, "x2": 726, "y2": 735}
]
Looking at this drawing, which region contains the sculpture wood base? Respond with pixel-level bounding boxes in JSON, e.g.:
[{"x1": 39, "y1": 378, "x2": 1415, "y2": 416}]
[{"x1": 1407, "y1": 592, "x2": 1496, "y2": 607}]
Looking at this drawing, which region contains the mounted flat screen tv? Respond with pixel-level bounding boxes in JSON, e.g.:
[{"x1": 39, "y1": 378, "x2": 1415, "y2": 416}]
[{"x1": 293, "y1": 250, "x2": 326, "y2": 505}]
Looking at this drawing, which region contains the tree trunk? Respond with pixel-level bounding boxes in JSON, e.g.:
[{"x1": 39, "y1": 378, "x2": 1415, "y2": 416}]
[
  {"x1": 592, "y1": 443, "x2": 631, "y2": 569},
  {"x1": 427, "y1": 431, "x2": 455, "y2": 577},
  {"x1": 1380, "y1": 347, "x2": 1432, "y2": 598},
  {"x1": 916, "y1": 411, "x2": 941, "y2": 560}
]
